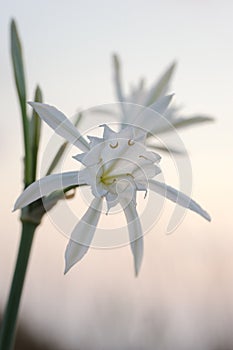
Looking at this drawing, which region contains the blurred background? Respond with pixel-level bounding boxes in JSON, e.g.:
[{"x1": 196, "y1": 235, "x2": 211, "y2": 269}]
[{"x1": 1, "y1": 0, "x2": 233, "y2": 349}]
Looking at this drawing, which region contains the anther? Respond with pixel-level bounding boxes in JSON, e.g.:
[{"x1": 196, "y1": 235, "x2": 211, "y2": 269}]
[
  {"x1": 128, "y1": 139, "x2": 135, "y2": 146},
  {"x1": 109, "y1": 142, "x2": 118, "y2": 149}
]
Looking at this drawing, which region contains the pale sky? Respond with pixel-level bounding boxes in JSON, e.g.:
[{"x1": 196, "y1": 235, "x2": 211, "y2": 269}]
[{"x1": 1, "y1": 1, "x2": 233, "y2": 349}]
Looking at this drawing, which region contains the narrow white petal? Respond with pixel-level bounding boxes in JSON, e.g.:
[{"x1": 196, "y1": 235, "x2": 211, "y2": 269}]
[
  {"x1": 149, "y1": 180, "x2": 211, "y2": 222},
  {"x1": 73, "y1": 141, "x2": 104, "y2": 166},
  {"x1": 64, "y1": 198, "x2": 103, "y2": 273},
  {"x1": 172, "y1": 115, "x2": 214, "y2": 129},
  {"x1": 101, "y1": 124, "x2": 116, "y2": 140},
  {"x1": 148, "y1": 94, "x2": 174, "y2": 115},
  {"x1": 112, "y1": 54, "x2": 128, "y2": 123},
  {"x1": 87, "y1": 135, "x2": 103, "y2": 147},
  {"x1": 13, "y1": 170, "x2": 87, "y2": 210},
  {"x1": 112, "y1": 54, "x2": 125, "y2": 102},
  {"x1": 145, "y1": 61, "x2": 176, "y2": 106},
  {"x1": 132, "y1": 95, "x2": 174, "y2": 136},
  {"x1": 120, "y1": 199, "x2": 144, "y2": 276},
  {"x1": 28, "y1": 102, "x2": 89, "y2": 152},
  {"x1": 106, "y1": 192, "x2": 118, "y2": 211}
]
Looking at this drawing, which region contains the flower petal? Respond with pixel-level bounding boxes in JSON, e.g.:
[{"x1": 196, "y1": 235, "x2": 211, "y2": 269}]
[
  {"x1": 28, "y1": 102, "x2": 89, "y2": 152},
  {"x1": 13, "y1": 170, "x2": 87, "y2": 210},
  {"x1": 172, "y1": 115, "x2": 214, "y2": 129},
  {"x1": 148, "y1": 94, "x2": 174, "y2": 115},
  {"x1": 149, "y1": 180, "x2": 211, "y2": 222},
  {"x1": 73, "y1": 141, "x2": 104, "y2": 167},
  {"x1": 64, "y1": 198, "x2": 103, "y2": 273},
  {"x1": 147, "y1": 143, "x2": 184, "y2": 155},
  {"x1": 106, "y1": 192, "x2": 118, "y2": 212},
  {"x1": 87, "y1": 135, "x2": 103, "y2": 147},
  {"x1": 132, "y1": 95, "x2": 174, "y2": 136},
  {"x1": 112, "y1": 54, "x2": 125, "y2": 102},
  {"x1": 120, "y1": 199, "x2": 144, "y2": 276},
  {"x1": 112, "y1": 54, "x2": 129, "y2": 122},
  {"x1": 145, "y1": 61, "x2": 176, "y2": 106}
]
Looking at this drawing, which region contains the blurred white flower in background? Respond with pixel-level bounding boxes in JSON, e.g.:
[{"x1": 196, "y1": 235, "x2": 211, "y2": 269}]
[{"x1": 110, "y1": 54, "x2": 214, "y2": 153}]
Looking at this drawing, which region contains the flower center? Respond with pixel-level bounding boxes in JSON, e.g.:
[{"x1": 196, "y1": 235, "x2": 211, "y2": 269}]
[
  {"x1": 100, "y1": 171, "x2": 133, "y2": 186},
  {"x1": 100, "y1": 174, "x2": 116, "y2": 186}
]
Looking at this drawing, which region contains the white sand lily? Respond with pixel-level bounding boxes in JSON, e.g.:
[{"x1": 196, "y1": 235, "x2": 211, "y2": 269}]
[
  {"x1": 14, "y1": 103, "x2": 211, "y2": 276},
  {"x1": 112, "y1": 54, "x2": 214, "y2": 151}
]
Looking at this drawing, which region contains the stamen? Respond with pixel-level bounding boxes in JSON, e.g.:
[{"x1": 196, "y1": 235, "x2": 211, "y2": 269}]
[
  {"x1": 65, "y1": 188, "x2": 76, "y2": 199},
  {"x1": 139, "y1": 155, "x2": 148, "y2": 160},
  {"x1": 128, "y1": 139, "x2": 135, "y2": 146},
  {"x1": 100, "y1": 175, "x2": 117, "y2": 185},
  {"x1": 109, "y1": 141, "x2": 118, "y2": 149}
]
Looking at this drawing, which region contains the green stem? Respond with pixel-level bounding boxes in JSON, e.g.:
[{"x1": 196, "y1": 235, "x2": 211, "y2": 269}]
[{"x1": 0, "y1": 221, "x2": 38, "y2": 350}]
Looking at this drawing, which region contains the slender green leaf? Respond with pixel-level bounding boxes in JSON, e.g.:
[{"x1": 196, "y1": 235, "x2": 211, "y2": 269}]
[
  {"x1": 31, "y1": 85, "x2": 43, "y2": 181},
  {"x1": 10, "y1": 19, "x2": 32, "y2": 186},
  {"x1": 11, "y1": 19, "x2": 27, "y2": 115},
  {"x1": 46, "y1": 112, "x2": 83, "y2": 175},
  {"x1": 45, "y1": 141, "x2": 68, "y2": 175}
]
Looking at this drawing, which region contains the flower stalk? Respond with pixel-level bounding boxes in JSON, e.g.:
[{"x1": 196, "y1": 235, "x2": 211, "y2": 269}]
[
  {"x1": 0, "y1": 221, "x2": 38, "y2": 350},
  {"x1": 0, "y1": 20, "x2": 44, "y2": 350}
]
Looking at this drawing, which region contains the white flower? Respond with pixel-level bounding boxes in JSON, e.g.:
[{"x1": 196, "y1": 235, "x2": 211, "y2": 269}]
[
  {"x1": 14, "y1": 103, "x2": 211, "y2": 276},
  {"x1": 112, "y1": 54, "x2": 214, "y2": 146}
]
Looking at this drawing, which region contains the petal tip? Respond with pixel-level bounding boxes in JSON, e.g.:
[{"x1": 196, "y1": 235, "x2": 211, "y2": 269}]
[
  {"x1": 64, "y1": 259, "x2": 72, "y2": 274},
  {"x1": 199, "y1": 208, "x2": 211, "y2": 222},
  {"x1": 12, "y1": 200, "x2": 20, "y2": 212},
  {"x1": 133, "y1": 255, "x2": 142, "y2": 278},
  {"x1": 28, "y1": 101, "x2": 43, "y2": 110},
  {"x1": 171, "y1": 60, "x2": 177, "y2": 68}
]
